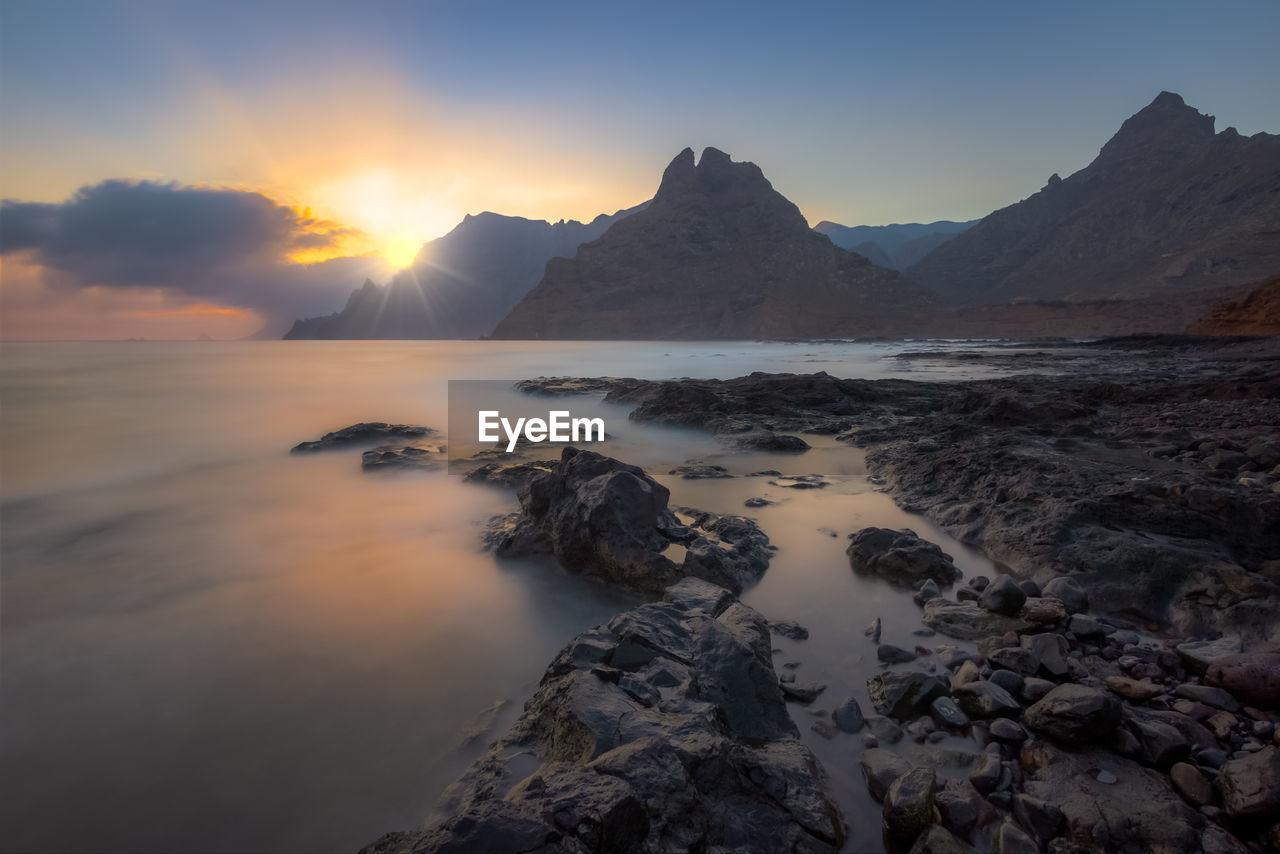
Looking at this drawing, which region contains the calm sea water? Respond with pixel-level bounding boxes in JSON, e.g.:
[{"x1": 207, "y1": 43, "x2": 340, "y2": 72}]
[{"x1": 0, "y1": 341, "x2": 1010, "y2": 853}]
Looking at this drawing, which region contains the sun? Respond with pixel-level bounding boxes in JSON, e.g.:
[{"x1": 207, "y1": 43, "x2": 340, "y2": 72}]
[{"x1": 380, "y1": 236, "x2": 422, "y2": 269}]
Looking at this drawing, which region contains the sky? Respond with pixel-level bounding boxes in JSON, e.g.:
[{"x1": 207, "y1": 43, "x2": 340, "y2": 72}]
[{"x1": 1, "y1": 0, "x2": 1278, "y2": 339}]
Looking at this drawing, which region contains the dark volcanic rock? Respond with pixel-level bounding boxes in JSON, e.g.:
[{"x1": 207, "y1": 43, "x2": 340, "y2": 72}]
[
  {"x1": 1025, "y1": 684, "x2": 1122, "y2": 743},
  {"x1": 360, "y1": 445, "x2": 443, "y2": 471},
  {"x1": 922, "y1": 600, "x2": 1033, "y2": 640},
  {"x1": 491, "y1": 147, "x2": 931, "y2": 340},
  {"x1": 364, "y1": 579, "x2": 843, "y2": 854},
  {"x1": 291, "y1": 422, "x2": 435, "y2": 453},
  {"x1": 980, "y1": 575, "x2": 1027, "y2": 616},
  {"x1": 846, "y1": 527, "x2": 963, "y2": 588},
  {"x1": 486, "y1": 447, "x2": 770, "y2": 595}
]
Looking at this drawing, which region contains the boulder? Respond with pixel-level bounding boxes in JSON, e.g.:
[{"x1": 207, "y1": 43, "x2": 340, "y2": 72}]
[
  {"x1": 1218, "y1": 746, "x2": 1280, "y2": 819},
  {"x1": 1042, "y1": 576, "x2": 1089, "y2": 613},
  {"x1": 1169, "y1": 762, "x2": 1213, "y2": 807},
  {"x1": 908, "y1": 824, "x2": 978, "y2": 854},
  {"x1": 291, "y1": 421, "x2": 435, "y2": 452},
  {"x1": 861, "y1": 748, "x2": 912, "y2": 802},
  {"x1": 366, "y1": 582, "x2": 844, "y2": 853},
  {"x1": 1022, "y1": 632, "x2": 1069, "y2": 678},
  {"x1": 488, "y1": 448, "x2": 771, "y2": 594},
  {"x1": 1106, "y1": 676, "x2": 1166, "y2": 701},
  {"x1": 1176, "y1": 636, "x2": 1243, "y2": 675},
  {"x1": 883, "y1": 767, "x2": 937, "y2": 843},
  {"x1": 879, "y1": 644, "x2": 919, "y2": 664},
  {"x1": 1172, "y1": 683, "x2": 1240, "y2": 713},
  {"x1": 846, "y1": 527, "x2": 962, "y2": 587},
  {"x1": 832, "y1": 697, "x2": 866, "y2": 733},
  {"x1": 361, "y1": 445, "x2": 444, "y2": 471},
  {"x1": 980, "y1": 575, "x2": 1027, "y2": 616},
  {"x1": 1011, "y1": 793, "x2": 1063, "y2": 845},
  {"x1": 867, "y1": 671, "x2": 950, "y2": 719},
  {"x1": 922, "y1": 599, "x2": 1033, "y2": 640},
  {"x1": 1205, "y1": 653, "x2": 1280, "y2": 709},
  {"x1": 1024, "y1": 684, "x2": 1121, "y2": 742},
  {"x1": 952, "y1": 681, "x2": 1022, "y2": 719}
]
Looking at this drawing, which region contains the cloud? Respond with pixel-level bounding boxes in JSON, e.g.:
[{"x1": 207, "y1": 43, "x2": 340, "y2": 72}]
[{"x1": 0, "y1": 180, "x2": 385, "y2": 336}]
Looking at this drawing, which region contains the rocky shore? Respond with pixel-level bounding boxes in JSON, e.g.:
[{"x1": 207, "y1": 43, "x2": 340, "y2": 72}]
[{"x1": 328, "y1": 336, "x2": 1278, "y2": 853}]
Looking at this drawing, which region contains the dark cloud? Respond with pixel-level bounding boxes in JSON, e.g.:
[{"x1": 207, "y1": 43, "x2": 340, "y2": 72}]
[{"x1": 0, "y1": 180, "x2": 381, "y2": 335}]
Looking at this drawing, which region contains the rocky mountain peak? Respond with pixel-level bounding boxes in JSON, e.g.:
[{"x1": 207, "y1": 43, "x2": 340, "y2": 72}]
[{"x1": 1097, "y1": 90, "x2": 1216, "y2": 162}]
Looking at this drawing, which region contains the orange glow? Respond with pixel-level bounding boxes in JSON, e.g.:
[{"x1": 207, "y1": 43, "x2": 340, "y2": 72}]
[{"x1": 125, "y1": 303, "x2": 257, "y2": 320}]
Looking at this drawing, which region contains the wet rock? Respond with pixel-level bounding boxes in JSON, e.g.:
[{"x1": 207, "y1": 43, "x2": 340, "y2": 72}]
[
  {"x1": 1025, "y1": 684, "x2": 1121, "y2": 742},
  {"x1": 781, "y1": 681, "x2": 827, "y2": 704},
  {"x1": 1022, "y1": 678, "x2": 1055, "y2": 703},
  {"x1": 1020, "y1": 596, "x2": 1067, "y2": 624},
  {"x1": 865, "y1": 715, "x2": 905, "y2": 744},
  {"x1": 1068, "y1": 614, "x2": 1107, "y2": 639},
  {"x1": 970, "y1": 753, "x2": 1003, "y2": 793},
  {"x1": 669, "y1": 463, "x2": 732, "y2": 479},
  {"x1": 1042, "y1": 576, "x2": 1089, "y2": 614},
  {"x1": 935, "y1": 779, "x2": 994, "y2": 841},
  {"x1": 743, "y1": 497, "x2": 774, "y2": 508},
  {"x1": 866, "y1": 616, "x2": 883, "y2": 643},
  {"x1": 1131, "y1": 718, "x2": 1191, "y2": 769},
  {"x1": 988, "y1": 669, "x2": 1025, "y2": 696},
  {"x1": 909, "y1": 823, "x2": 979, "y2": 854},
  {"x1": 847, "y1": 527, "x2": 962, "y2": 587},
  {"x1": 931, "y1": 696, "x2": 970, "y2": 728},
  {"x1": 488, "y1": 448, "x2": 771, "y2": 595},
  {"x1": 953, "y1": 681, "x2": 1022, "y2": 719},
  {"x1": 990, "y1": 718, "x2": 1028, "y2": 743},
  {"x1": 361, "y1": 445, "x2": 444, "y2": 471},
  {"x1": 914, "y1": 578, "x2": 943, "y2": 606},
  {"x1": 1106, "y1": 676, "x2": 1167, "y2": 701},
  {"x1": 1023, "y1": 632, "x2": 1070, "y2": 677},
  {"x1": 867, "y1": 671, "x2": 949, "y2": 718},
  {"x1": 1176, "y1": 636, "x2": 1243, "y2": 675},
  {"x1": 980, "y1": 575, "x2": 1027, "y2": 617},
  {"x1": 376, "y1": 580, "x2": 844, "y2": 853},
  {"x1": 994, "y1": 819, "x2": 1038, "y2": 854},
  {"x1": 724, "y1": 430, "x2": 810, "y2": 452},
  {"x1": 832, "y1": 697, "x2": 866, "y2": 733},
  {"x1": 769, "y1": 620, "x2": 810, "y2": 641},
  {"x1": 1218, "y1": 746, "x2": 1280, "y2": 819},
  {"x1": 879, "y1": 644, "x2": 918, "y2": 664},
  {"x1": 465, "y1": 459, "x2": 558, "y2": 489},
  {"x1": 923, "y1": 599, "x2": 1033, "y2": 640},
  {"x1": 291, "y1": 421, "x2": 435, "y2": 453},
  {"x1": 1169, "y1": 761, "x2": 1214, "y2": 806},
  {"x1": 883, "y1": 767, "x2": 937, "y2": 844},
  {"x1": 1205, "y1": 653, "x2": 1280, "y2": 709},
  {"x1": 861, "y1": 748, "x2": 912, "y2": 802},
  {"x1": 990, "y1": 647, "x2": 1039, "y2": 676},
  {"x1": 1012, "y1": 793, "x2": 1063, "y2": 845}
]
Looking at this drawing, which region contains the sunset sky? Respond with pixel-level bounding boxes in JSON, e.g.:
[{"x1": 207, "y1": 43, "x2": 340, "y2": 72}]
[{"x1": 2, "y1": 0, "x2": 1278, "y2": 339}]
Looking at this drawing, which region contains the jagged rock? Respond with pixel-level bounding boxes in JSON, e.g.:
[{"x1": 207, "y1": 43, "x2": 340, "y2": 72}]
[
  {"x1": 361, "y1": 445, "x2": 443, "y2": 471},
  {"x1": 847, "y1": 527, "x2": 962, "y2": 588},
  {"x1": 884, "y1": 767, "x2": 937, "y2": 843},
  {"x1": 769, "y1": 620, "x2": 810, "y2": 641},
  {"x1": 1042, "y1": 576, "x2": 1089, "y2": 614},
  {"x1": 365, "y1": 579, "x2": 844, "y2": 853},
  {"x1": 487, "y1": 448, "x2": 770, "y2": 594},
  {"x1": 1025, "y1": 685, "x2": 1122, "y2": 742},
  {"x1": 861, "y1": 748, "x2": 912, "y2": 802},
  {"x1": 914, "y1": 578, "x2": 942, "y2": 606},
  {"x1": 1218, "y1": 746, "x2": 1280, "y2": 819},
  {"x1": 291, "y1": 422, "x2": 435, "y2": 453},
  {"x1": 867, "y1": 671, "x2": 949, "y2": 719},
  {"x1": 1205, "y1": 653, "x2": 1280, "y2": 709},
  {"x1": 980, "y1": 575, "x2": 1027, "y2": 617},
  {"x1": 922, "y1": 600, "x2": 1033, "y2": 640},
  {"x1": 464, "y1": 459, "x2": 557, "y2": 489},
  {"x1": 668, "y1": 463, "x2": 732, "y2": 479}
]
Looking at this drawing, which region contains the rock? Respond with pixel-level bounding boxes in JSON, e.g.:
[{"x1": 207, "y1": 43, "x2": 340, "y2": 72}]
[
  {"x1": 1022, "y1": 678, "x2": 1055, "y2": 703},
  {"x1": 1012, "y1": 793, "x2": 1063, "y2": 845},
  {"x1": 1017, "y1": 579, "x2": 1042, "y2": 598},
  {"x1": 1246, "y1": 439, "x2": 1280, "y2": 469},
  {"x1": 832, "y1": 697, "x2": 866, "y2": 733},
  {"x1": 1132, "y1": 719, "x2": 1191, "y2": 769},
  {"x1": 951, "y1": 660, "x2": 981, "y2": 688},
  {"x1": 1206, "y1": 450, "x2": 1250, "y2": 471},
  {"x1": 1020, "y1": 596, "x2": 1067, "y2": 624},
  {"x1": 1169, "y1": 762, "x2": 1214, "y2": 806},
  {"x1": 1025, "y1": 684, "x2": 1122, "y2": 742},
  {"x1": 488, "y1": 447, "x2": 771, "y2": 594},
  {"x1": 970, "y1": 753, "x2": 1003, "y2": 793},
  {"x1": 1068, "y1": 614, "x2": 1106, "y2": 639},
  {"x1": 1106, "y1": 676, "x2": 1167, "y2": 701},
  {"x1": 376, "y1": 582, "x2": 844, "y2": 853},
  {"x1": 724, "y1": 430, "x2": 810, "y2": 452},
  {"x1": 994, "y1": 819, "x2": 1039, "y2": 854},
  {"x1": 914, "y1": 578, "x2": 943, "y2": 606},
  {"x1": 1042, "y1": 576, "x2": 1089, "y2": 613},
  {"x1": 990, "y1": 647, "x2": 1039, "y2": 676},
  {"x1": 1205, "y1": 653, "x2": 1280, "y2": 709},
  {"x1": 1206, "y1": 711, "x2": 1237, "y2": 739},
  {"x1": 769, "y1": 620, "x2": 810, "y2": 641},
  {"x1": 990, "y1": 718, "x2": 1028, "y2": 743},
  {"x1": 464, "y1": 459, "x2": 558, "y2": 490},
  {"x1": 952, "y1": 681, "x2": 1022, "y2": 719},
  {"x1": 867, "y1": 671, "x2": 950, "y2": 719},
  {"x1": 883, "y1": 767, "x2": 937, "y2": 843},
  {"x1": 935, "y1": 778, "x2": 994, "y2": 840},
  {"x1": 669, "y1": 463, "x2": 732, "y2": 479},
  {"x1": 780, "y1": 681, "x2": 827, "y2": 704},
  {"x1": 1218, "y1": 746, "x2": 1280, "y2": 818},
  {"x1": 360, "y1": 444, "x2": 444, "y2": 471},
  {"x1": 980, "y1": 575, "x2": 1027, "y2": 617},
  {"x1": 908, "y1": 824, "x2": 978, "y2": 854},
  {"x1": 1021, "y1": 741, "x2": 1211, "y2": 854},
  {"x1": 931, "y1": 696, "x2": 970, "y2": 728},
  {"x1": 291, "y1": 421, "x2": 435, "y2": 452},
  {"x1": 1022, "y1": 632, "x2": 1070, "y2": 677},
  {"x1": 988, "y1": 669, "x2": 1025, "y2": 696},
  {"x1": 866, "y1": 617, "x2": 883, "y2": 643},
  {"x1": 865, "y1": 715, "x2": 905, "y2": 744},
  {"x1": 879, "y1": 644, "x2": 919, "y2": 664},
  {"x1": 847, "y1": 527, "x2": 962, "y2": 587},
  {"x1": 923, "y1": 599, "x2": 1033, "y2": 640},
  {"x1": 861, "y1": 748, "x2": 912, "y2": 802},
  {"x1": 1176, "y1": 636, "x2": 1243, "y2": 675},
  {"x1": 743, "y1": 497, "x2": 774, "y2": 508}
]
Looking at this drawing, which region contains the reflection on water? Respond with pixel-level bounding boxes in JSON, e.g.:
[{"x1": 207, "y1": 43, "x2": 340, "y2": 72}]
[{"x1": 0, "y1": 341, "x2": 1008, "y2": 853}]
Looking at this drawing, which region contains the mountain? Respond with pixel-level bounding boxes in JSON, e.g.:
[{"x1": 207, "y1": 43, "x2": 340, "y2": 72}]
[
  {"x1": 815, "y1": 219, "x2": 977, "y2": 270},
  {"x1": 283, "y1": 205, "x2": 646, "y2": 339},
  {"x1": 490, "y1": 147, "x2": 932, "y2": 339},
  {"x1": 907, "y1": 92, "x2": 1280, "y2": 306},
  {"x1": 1187, "y1": 276, "x2": 1280, "y2": 335}
]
